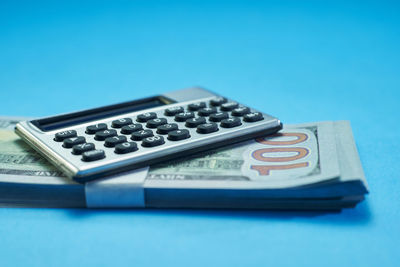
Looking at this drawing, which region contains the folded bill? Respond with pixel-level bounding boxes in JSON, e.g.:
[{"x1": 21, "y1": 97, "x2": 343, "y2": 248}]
[{"x1": 0, "y1": 117, "x2": 368, "y2": 210}]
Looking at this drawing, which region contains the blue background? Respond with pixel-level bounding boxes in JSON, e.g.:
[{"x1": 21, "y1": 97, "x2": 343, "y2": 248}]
[{"x1": 1, "y1": 1, "x2": 399, "y2": 266}]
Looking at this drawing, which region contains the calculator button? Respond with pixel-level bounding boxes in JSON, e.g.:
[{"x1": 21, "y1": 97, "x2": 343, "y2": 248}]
[
  {"x1": 86, "y1": 123, "x2": 107, "y2": 134},
  {"x1": 121, "y1": 124, "x2": 143, "y2": 134},
  {"x1": 185, "y1": 117, "x2": 206, "y2": 128},
  {"x1": 168, "y1": 129, "x2": 190, "y2": 141},
  {"x1": 95, "y1": 129, "x2": 118, "y2": 141},
  {"x1": 220, "y1": 102, "x2": 239, "y2": 111},
  {"x1": 104, "y1": 136, "x2": 128, "y2": 147},
  {"x1": 197, "y1": 107, "x2": 217, "y2": 116},
  {"x1": 220, "y1": 117, "x2": 242, "y2": 128},
  {"x1": 209, "y1": 112, "x2": 229, "y2": 122},
  {"x1": 63, "y1": 136, "x2": 86, "y2": 148},
  {"x1": 197, "y1": 123, "x2": 219, "y2": 134},
  {"x1": 112, "y1": 118, "x2": 133, "y2": 128},
  {"x1": 157, "y1": 123, "x2": 178, "y2": 134},
  {"x1": 209, "y1": 97, "x2": 227, "y2": 106},
  {"x1": 164, "y1": 106, "x2": 184, "y2": 116},
  {"x1": 141, "y1": 135, "x2": 165, "y2": 147},
  {"x1": 243, "y1": 112, "x2": 264, "y2": 122},
  {"x1": 54, "y1": 130, "x2": 77, "y2": 142},
  {"x1": 188, "y1": 102, "x2": 206, "y2": 111},
  {"x1": 114, "y1": 142, "x2": 138, "y2": 154},
  {"x1": 175, "y1": 112, "x2": 195, "y2": 122},
  {"x1": 231, "y1": 107, "x2": 251, "y2": 116},
  {"x1": 131, "y1": 129, "x2": 154, "y2": 141},
  {"x1": 136, "y1": 112, "x2": 157, "y2": 122},
  {"x1": 82, "y1": 149, "x2": 105, "y2": 162},
  {"x1": 72, "y1": 143, "x2": 95, "y2": 155},
  {"x1": 146, "y1": 118, "x2": 168, "y2": 128}
]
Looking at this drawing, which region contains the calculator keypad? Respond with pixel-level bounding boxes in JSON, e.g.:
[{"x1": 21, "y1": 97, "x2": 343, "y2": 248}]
[{"x1": 49, "y1": 95, "x2": 273, "y2": 167}]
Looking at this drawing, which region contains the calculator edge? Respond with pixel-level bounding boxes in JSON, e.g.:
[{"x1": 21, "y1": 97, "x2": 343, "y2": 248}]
[{"x1": 15, "y1": 121, "x2": 79, "y2": 178}]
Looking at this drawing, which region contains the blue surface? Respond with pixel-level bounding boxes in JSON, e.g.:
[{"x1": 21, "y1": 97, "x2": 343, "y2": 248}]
[{"x1": 1, "y1": 1, "x2": 399, "y2": 266}]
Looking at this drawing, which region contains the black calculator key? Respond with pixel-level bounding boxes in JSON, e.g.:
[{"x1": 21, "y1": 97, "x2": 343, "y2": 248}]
[
  {"x1": 112, "y1": 118, "x2": 132, "y2": 128},
  {"x1": 210, "y1": 97, "x2": 227, "y2": 106},
  {"x1": 72, "y1": 143, "x2": 95, "y2": 155},
  {"x1": 104, "y1": 135, "x2": 127, "y2": 147},
  {"x1": 131, "y1": 129, "x2": 154, "y2": 141},
  {"x1": 168, "y1": 129, "x2": 190, "y2": 141},
  {"x1": 197, "y1": 107, "x2": 217, "y2": 116},
  {"x1": 157, "y1": 123, "x2": 178, "y2": 134},
  {"x1": 114, "y1": 142, "x2": 138, "y2": 154},
  {"x1": 54, "y1": 130, "x2": 77, "y2": 142},
  {"x1": 188, "y1": 102, "x2": 206, "y2": 111},
  {"x1": 86, "y1": 123, "x2": 107, "y2": 134},
  {"x1": 220, "y1": 102, "x2": 239, "y2": 111},
  {"x1": 82, "y1": 149, "x2": 105, "y2": 162},
  {"x1": 231, "y1": 107, "x2": 251, "y2": 116},
  {"x1": 243, "y1": 112, "x2": 264, "y2": 122},
  {"x1": 95, "y1": 129, "x2": 117, "y2": 141},
  {"x1": 146, "y1": 118, "x2": 168, "y2": 128},
  {"x1": 175, "y1": 112, "x2": 195, "y2": 122},
  {"x1": 141, "y1": 135, "x2": 165, "y2": 147},
  {"x1": 220, "y1": 117, "x2": 242, "y2": 128},
  {"x1": 209, "y1": 112, "x2": 229, "y2": 122},
  {"x1": 63, "y1": 136, "x2": 86, "y2": 148},
  {"x1": 136, "y1": 112, "x2": 157, "y2": 122},
  {"x1": 197, "y1": 123, "x2": 219, "y2": 134},
  {"x1": 185, "y1": 117, "x2": 206, "y2": 128},
  {"x1": 164, "y1": 106, "x2": 184, "y2": 116},
  {"x1": 121, "y1": 124, "x2": 143, "y2": 134}
]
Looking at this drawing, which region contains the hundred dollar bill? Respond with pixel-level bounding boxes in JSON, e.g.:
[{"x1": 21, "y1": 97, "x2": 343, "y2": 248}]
[{"x1": 146, "y1": 121, "x2": 341, "y2": 189}]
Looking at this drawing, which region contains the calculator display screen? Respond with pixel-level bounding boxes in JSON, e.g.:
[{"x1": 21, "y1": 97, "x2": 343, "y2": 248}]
[{"x1": 31, "y1": 96, "x2": 174, "y2": 131}]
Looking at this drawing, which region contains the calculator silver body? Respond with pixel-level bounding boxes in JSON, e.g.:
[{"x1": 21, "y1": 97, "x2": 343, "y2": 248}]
[{"x1": 15, "y1": 87, "x2": 282, "y2": 183}]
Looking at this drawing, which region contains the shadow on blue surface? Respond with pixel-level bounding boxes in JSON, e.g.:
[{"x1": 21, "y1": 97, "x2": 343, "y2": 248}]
[{"x1": 62, "y1": 199, "x2": 371, "y2": 226}]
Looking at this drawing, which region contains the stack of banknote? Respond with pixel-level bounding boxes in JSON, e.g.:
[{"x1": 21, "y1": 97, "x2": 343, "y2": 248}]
[{"x1": 0, "y1": 117, "x2": 368, "y2": 210}]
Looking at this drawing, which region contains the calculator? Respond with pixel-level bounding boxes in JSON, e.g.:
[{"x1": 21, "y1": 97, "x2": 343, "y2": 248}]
[{"x1": 15, "y1": 87, "x2": 282, "y2": 183}]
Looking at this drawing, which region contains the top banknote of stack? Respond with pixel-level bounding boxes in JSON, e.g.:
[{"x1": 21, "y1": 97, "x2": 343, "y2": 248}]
[{"x1": 0, "y1": 117, "x2": 368, "y2": 210}]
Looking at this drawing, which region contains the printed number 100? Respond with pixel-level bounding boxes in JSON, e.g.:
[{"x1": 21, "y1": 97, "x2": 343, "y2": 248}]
[{"x1": 250, "y1": 133, "x2": 310, "y2": 175}]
